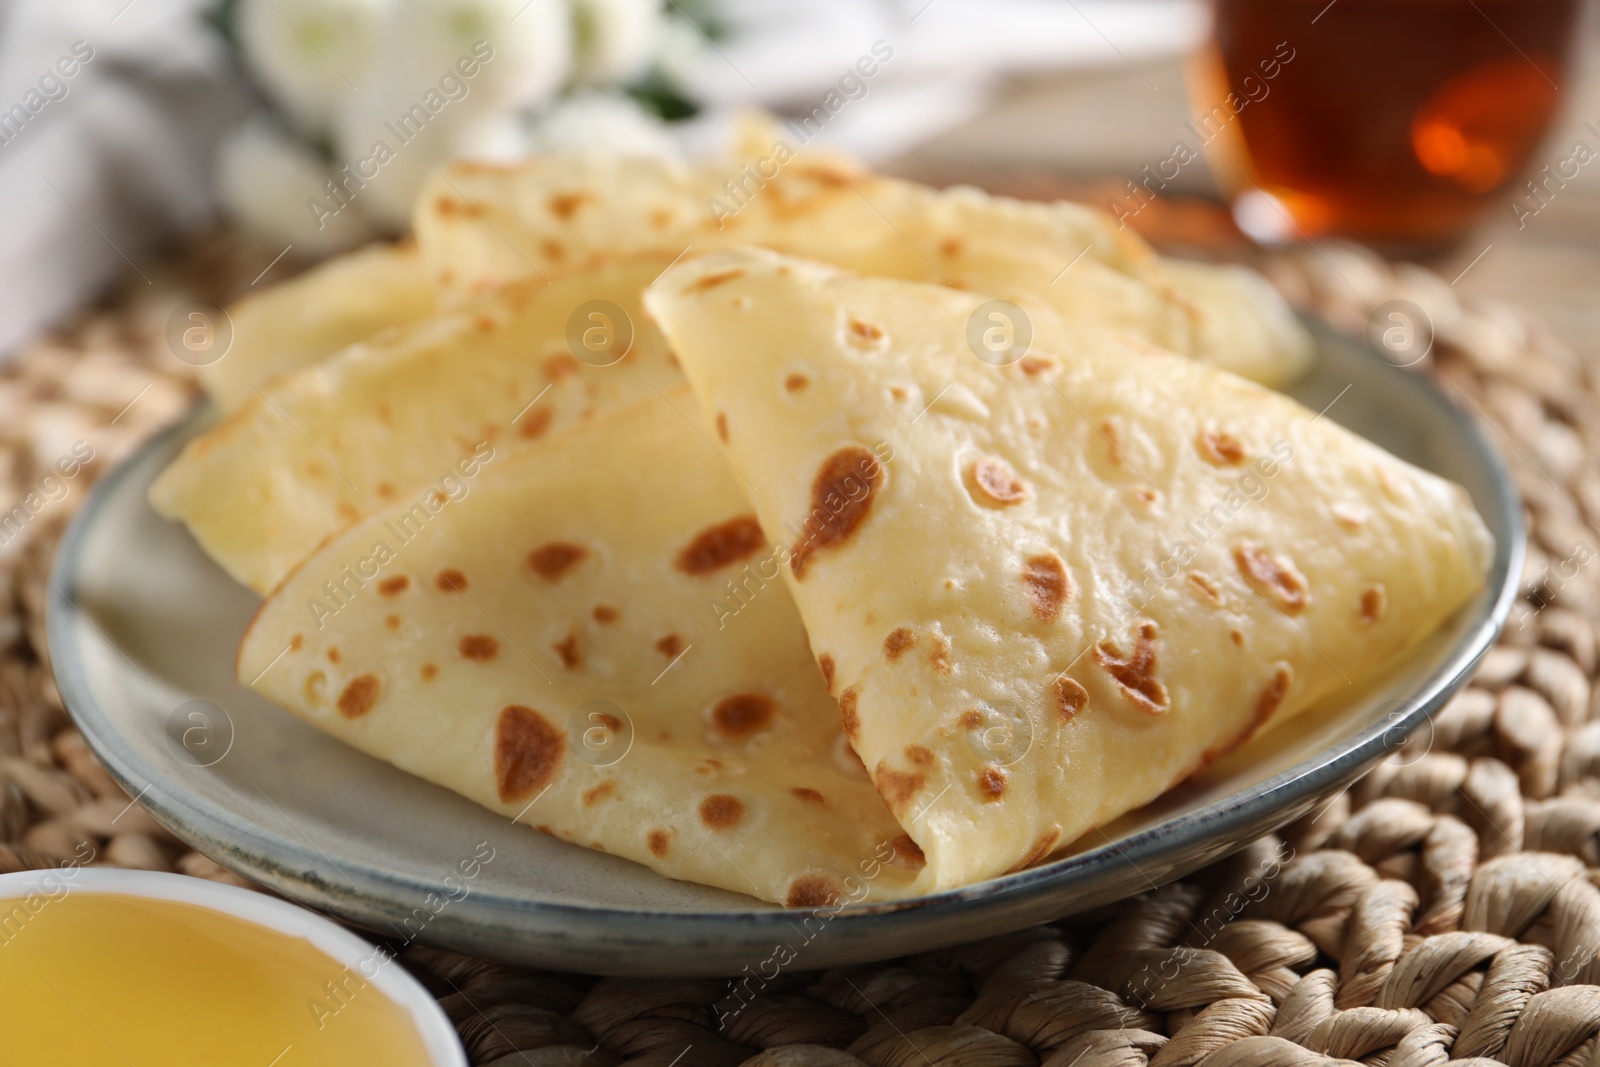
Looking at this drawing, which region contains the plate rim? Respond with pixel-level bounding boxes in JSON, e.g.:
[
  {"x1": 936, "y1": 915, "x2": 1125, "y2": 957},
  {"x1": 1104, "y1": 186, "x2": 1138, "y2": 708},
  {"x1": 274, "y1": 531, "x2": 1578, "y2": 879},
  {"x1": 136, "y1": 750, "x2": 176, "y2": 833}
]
[{"x1": 47, "y1": 322, "x2": 1524, "y2": 952}]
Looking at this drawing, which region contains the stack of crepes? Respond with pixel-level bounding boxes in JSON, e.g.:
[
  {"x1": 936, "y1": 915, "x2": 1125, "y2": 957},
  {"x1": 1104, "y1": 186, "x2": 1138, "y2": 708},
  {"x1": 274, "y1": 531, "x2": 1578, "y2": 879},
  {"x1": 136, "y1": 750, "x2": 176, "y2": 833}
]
[{"x1": 151, "y1": 130, "x2": 1493, "y2": 906}]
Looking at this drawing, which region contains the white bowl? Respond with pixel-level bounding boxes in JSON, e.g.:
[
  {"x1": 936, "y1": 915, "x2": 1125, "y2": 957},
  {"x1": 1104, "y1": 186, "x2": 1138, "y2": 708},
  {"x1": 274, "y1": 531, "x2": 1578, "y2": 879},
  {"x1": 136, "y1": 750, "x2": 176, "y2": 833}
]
[{"x1": 0, "y1": 867, "x2": 467, "y2": 1066}]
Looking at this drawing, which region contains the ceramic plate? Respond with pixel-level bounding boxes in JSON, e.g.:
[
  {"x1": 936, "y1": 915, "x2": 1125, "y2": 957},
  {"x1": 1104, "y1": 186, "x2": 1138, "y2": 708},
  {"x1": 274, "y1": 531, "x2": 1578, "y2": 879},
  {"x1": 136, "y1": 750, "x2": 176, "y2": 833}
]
[{"x1": 49, "y1": 321, "x2": 1522, "y2": 976}]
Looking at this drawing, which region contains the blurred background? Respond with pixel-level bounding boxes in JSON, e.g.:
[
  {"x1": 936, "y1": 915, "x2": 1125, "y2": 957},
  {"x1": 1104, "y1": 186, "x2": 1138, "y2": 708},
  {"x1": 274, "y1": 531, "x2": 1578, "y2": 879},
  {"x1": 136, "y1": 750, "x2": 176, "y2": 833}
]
[{"x1": 0, "y1": 0, "x2": 1594, "y2": 361}]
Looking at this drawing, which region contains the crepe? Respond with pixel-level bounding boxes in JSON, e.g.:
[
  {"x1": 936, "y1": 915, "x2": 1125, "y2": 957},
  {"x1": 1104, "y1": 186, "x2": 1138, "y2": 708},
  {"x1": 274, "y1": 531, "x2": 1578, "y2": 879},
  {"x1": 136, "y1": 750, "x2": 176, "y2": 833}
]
[
  {"x1": 237, "y1": 389, "x2": 924, "y2": 906},
  {"x1": 202, "y1": 242, "x2": 438, "y2": 414},
  {"x1": 645, "y1": 247, "x2": 1493, "y2": 891},
  {"x1": 415, "y1": 152, "x2": 1311, "y2": 387},
  {"x1": 151, "y1": 258, "x2": 679, "y2": 593}
]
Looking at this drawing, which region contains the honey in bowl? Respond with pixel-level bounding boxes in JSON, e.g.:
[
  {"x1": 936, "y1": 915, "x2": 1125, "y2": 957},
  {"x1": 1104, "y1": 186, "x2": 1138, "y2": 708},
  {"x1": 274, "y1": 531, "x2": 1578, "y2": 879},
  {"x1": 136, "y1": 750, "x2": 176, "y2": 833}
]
[
  {"x1": 1196, "y1": 0, "x2": 1582, "y2": 246},
  {"x1": 0, "y1": 891, "x2": 435, "y2": 1065}
]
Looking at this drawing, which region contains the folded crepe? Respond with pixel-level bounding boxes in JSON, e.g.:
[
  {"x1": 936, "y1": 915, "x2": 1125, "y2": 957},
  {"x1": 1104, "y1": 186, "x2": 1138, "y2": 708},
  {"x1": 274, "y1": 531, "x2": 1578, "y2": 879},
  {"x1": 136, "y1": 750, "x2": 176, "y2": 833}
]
[
  {"x1": 416, "y1": 151, "x2": 1311, "y2": 387},
  {"x1": 238, "y1": 389, "x2": 925, "y2": 906},
  {"x1": 150, "y1": 258, "x2": 680, "y2": 594},
  {"x1": 202, "y1": 242, "x2": 438, "y2": 414},
  {"x1": 644, "y1": 248, "x2": 1493, "y2": 892}
]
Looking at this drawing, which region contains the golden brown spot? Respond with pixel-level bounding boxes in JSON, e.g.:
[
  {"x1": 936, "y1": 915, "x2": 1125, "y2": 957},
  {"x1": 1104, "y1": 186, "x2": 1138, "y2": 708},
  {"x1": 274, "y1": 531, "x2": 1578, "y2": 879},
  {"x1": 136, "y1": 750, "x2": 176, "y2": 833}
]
[
  {"x1": 712, "y1": 412, "x2": 729, "y2": 445},
  {"x1": 1100, "y1": 420, "x2": 1125, "y2": 465},
  {"x1": 1053, "y1": 677, "x2": 1089, "y2": 722},
  {"x1": 552, "y1": 630, "x2": 581, "y2": 670},
  {"x1": 939, "y1": 237, "x2": 964, "y2": 256},
  {"x1": 379, "y1": 575, "x2": 409, "y2": 597},
  {"x1": 1022, "y1": 553, "x2": 1070, "y2": 622},
  {"x1": 1333, "y1": 502, "x2": 1370, "y2": 529},
  {"x1": 1188, "y1": 571, "x2": 1223, "y2": 606},
  {"x1": 685, "y1": 269, "x2": 745, "y2": 293},
  {"x1": 1197, "y1": 428, "x2": 1247, "y2": 466},
  {"x1": 544, "y1": 353, "x2": 581, "y2": 381},
  {"x1": 289, "y1": 633, "x2": 304, "y2": 652},
  {"x1": 883, "y1": 628, "x2": 915, "y2": 661},
  {"x1": 528, "y1": 543, "x2": 587, "y2": 580},
  {"x1": 930, "y1": 633, "x2": 953, "y2": 674},
  {"x1": 889, "y1": 834, "x2": 926, "y2": 868},
  {"x1": 647, "y1": 829, "x2": 671, "y2": 856},
  {"x1": 791, "y1": 787, "x2": 826, "y2": 805},
  {"x1": 539, "y1": 239, "x2": 565, "y2": 262},
  {"x1": 791, "y1": 446, "x2": 886, "y2": 580},
  {"x1": 548, "y1": 192, "x2": 591, "y2": 219},
  {"x1": 420, "y1": 663, "x2": 438, "y2": 680},
  {"x1": 1235, "y1": 543, "x2": 1310, "y2": 614},
  {"x1": 1094, "y1": 622, "x2": 1169, "y2": 715},
  {"x1": 1132, "y1": 487, "x2": 1159, "y2": 505},
  {"x1": 675, "y1": 515, "x2": 765, "y2": 575},
  {"x1": 699, "y1": 793, "x2": 744, "y2": 830},
  {"x1": 839, "y1": 687, "x2": 859, "y2": 739},
  {"x1": 1018, "y1": 356, "x2": 1056, "y2": 377},
  {"x1": 1360, "y1": 583, "x2": 1387, "y2": 623},
  {"x1": 1007, "y1": 829, "x2": 1061, "y2": 873},
  {"x1": 786, "y1": 874, "x2": 842, "y2": 908},
  {"x1": 433, "y1": 196, "x2": 479, "y2": 218},
  {"x1": 592, "y1": 604, "x2": 619, "y2": 624},
  {"x1": 582, "y1": 779, "x2": 617, "y2": 806},
  {"x1": 818, "y1": 654, "x2": 836, "y2": 693},
  {"x1": 384, "y1": 614, "x2": 400, "y2": 631},
  {"x1": 785, "y1": 373, "x2": 809, "y2": 392},
  {"x1": 874, "y1": 762, "x2": 925, "y2": 810},
  {"x1": 436, "y1": 569, "x2": 468, "y2": 592},
  {"x1": 376, "y1": 482, "x2": 397, "y2": 499},
  {"x1": 649, "y1": 208, "x2": 673, "y2": 230},
  {"x1": 959, "y1": 708, "x2": 982, "y2": 729},
  {"x1": 518, "y1": 406, "x2": 554, "y2": 439},
  {"x1": 890, "y1": 386, "x2": 908, "y2": 401},
  {"x1": 978, "y1": 766, "x2": 1007, "y2": 800},
  {"x1": 905, "y1": 745, "x2": 934, "y2": 768},
  {"x1": 848, "y1": 317, "x2": 885, "y2": 343},
  {"x1": 459, "y1": 635, "x2": 499, "y2": 661},
  {"x1": 337, "y1": 674, "x2": 379, "y2": 719},
  {"x1": 1205, "y1": 663, "x2": 1294, "y2": 766},
  {"x1": 1230, "y1": 629, "x2": 1245, "y2": 647},
  {"x1": 711, "y1": 694, "x2": 776, "y2": 741},
  {"x1": 473, "y1": 314, "x2": 496, "y2": 334},
  {"x1": 656, "y1": 633, "x2": 685, "y2": 658},
  {"x1": 971, "y1": 456, "x2": 1028, "y2": 506},
  {"x1": 494, "y1": 705, "x2": 563, "y2": 802},
  {"x1": 326, "y1": 647, "x2": 341, "y2": 665}
]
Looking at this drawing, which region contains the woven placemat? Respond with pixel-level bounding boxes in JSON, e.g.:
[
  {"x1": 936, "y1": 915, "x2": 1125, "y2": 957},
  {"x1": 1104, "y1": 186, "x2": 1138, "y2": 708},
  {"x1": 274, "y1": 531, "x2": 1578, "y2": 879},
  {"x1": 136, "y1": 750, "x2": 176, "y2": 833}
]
[{"x1": 3, "y1": 228, "x2": 1597, "y2": 1067}]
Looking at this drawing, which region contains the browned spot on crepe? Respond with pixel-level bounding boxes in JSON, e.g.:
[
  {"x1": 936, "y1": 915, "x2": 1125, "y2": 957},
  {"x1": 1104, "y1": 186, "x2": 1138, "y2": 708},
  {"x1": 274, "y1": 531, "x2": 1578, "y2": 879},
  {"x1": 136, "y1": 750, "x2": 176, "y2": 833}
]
[
  {"x1": 930, "y1": 633, "x2": 953, "y2": 674},
  {"x1": 1018, "y1": 356, "x2": 1055, "y2": 377},
  {"x1": 1094, "y1": 622, "x2": 1170, "y2": 714},
  {"x1": 552, "y1": 630, "x2": 581, "y2": 669},
  {"x1": 1361, "y1": 583, "x2": 1387, "y2": 623},
  {"x1": 849, "y1": 317, "x2": 885, "y2": 343},
  {"x1": 1235, "y1": 543, "x2": 1310, "y2": 613},
  {"x1": 1197, "y1": 428, "x2": 1247, "y2": 466},
  {"x1": 791, "y1": 787, "x2": 826, "y2": 805},
  {"x1": 1202, "y1": 663, "x2": 1294, "y2": 769},
  {"x1": 435, "y1": 569, "x2": 468, "y2": 592},
  {"x1": 889, "y1": 834, "x2": 926, "y2": 868},
  {"x1": 905, "y1": 745, "x2": 934, "y2": 768},
  {"x1": 875, "y1": 762, "x2": 925, "y2": 810},
  {"x1": 790, "y1": 446, "x2": 886, "y2": 580},
  {"x1": 839, "y1": 687, "x2": 859, "y2": 739},
  {"x1": 1007, "y1": 829, "x2": 1061, "y2": 873},
  {"x1": 699, "y1": 793, "x2": 744, "y2": 830},
  {"x1": 647, "y1": 829, "x2": 671, "y2": 856},
  {"x1": 420, "y1": 663, "x2": 438, "y2": 680},
  {"x1": 971, "y1": 456, "x2": 1028, "y2": 506},
  {"x1": 786, "y1": 874, "x2": 842, "y2": 908},
  {"x1": 1188, "y1": 572, "x2": 1223, "y2": 606},
  {"x1": 977, "y1": 766, "x2": 1007, "y2": 800},
  {"x1": 1022, "y1": 553, "x2": 1070, "y2": 622},
  {"x1": 384, "y1": 614, "x2": 400, "y2": 631},
  {"x1": 327, "y1": 647, "x2": 341, "y2": 665},
  {"x1": 289, "y1": 633, "x2": 304, "y2": 652},
  {"x1": 582, "y1": 780, "x2": 617, "y2": 806},
  {"x1": 548, "y1": 192, "x2": 591, "y2": 219},
  {"x1": 818, "y1": 654, "x2": 836, "y2": 693},
  {"x1": 655, "y1": 633, "x2": 685, "y2": 658},
  {"x1": 528, "y1": 543, "x2": 587, "y2": 581},
  {"x1": 675, "y1": 515, "x2": 765, "y2": 575},
  {"x1": 685, "y1": 269, "x2": 745, "y2": 293},
  {"x1": 518, "y1": 405, "x2": 554, "y2": 439},
  {"x1": 883, "y1": 627, "x2": 915, "y2": 661},
  {"x1": 494, "y1": 705, "x2": 563, "y2": 803},
  {"x1": 1053, "y1": 677, "x2": 1089, "y2": 722},
  {"x1": 379, "y1": 576, "x2": 409, "y2": 597},
  {"x1": 715, "y1": 412, "x2": 729, "y2": 442},
  {"x1": 959, "y1": 708, "x2": 982, "y2": 729},
  {"x1": 592, "y1": 604, "x2": 619, "y2": 624},
  {"x1": 540, "y1": 239, "x2": 565, "y2": 262},
  {"x1": 711, "y1": 694, "x2": 776, "y2": 741},
  {"x1": 459, "y1": 635, "x2": 499, "y2": 661},
  {"x1": 785, "y1": 373, "x2": 809, "y2": 392},
  {"x1": 337, "y1": 674, "x2": 379, "y2": 718},
  {"x1": 1230, "y1": 629, "x2": 1245, "y2": 647}
]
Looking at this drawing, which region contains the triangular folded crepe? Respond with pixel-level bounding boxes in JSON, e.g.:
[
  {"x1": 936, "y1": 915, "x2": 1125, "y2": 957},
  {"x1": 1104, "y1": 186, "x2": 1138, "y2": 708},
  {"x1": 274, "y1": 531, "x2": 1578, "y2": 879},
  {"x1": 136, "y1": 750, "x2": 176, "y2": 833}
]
[
  {"x1": 238, "y1": 389, "x2": 924, "y2": 906},
  {"x1": 416, "y1": 152, "x2": 1311, "y2": 387},
  {"x1": 203, "y1": 242, "x2": 438, "y2": 414},
  {"x1": 151, "y1": 258, "x2": 680, "y2": 593},
  {"x1": 645, "y1": 248, "x2": 1493, "y2": 891}
]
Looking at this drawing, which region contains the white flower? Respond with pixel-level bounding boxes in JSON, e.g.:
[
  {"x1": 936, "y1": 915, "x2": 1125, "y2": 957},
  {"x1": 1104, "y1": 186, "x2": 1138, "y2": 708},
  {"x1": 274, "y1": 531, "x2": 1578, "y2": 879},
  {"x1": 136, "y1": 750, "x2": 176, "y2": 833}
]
[
  {"x1": 374, "y1": 0, "x2": 572, "y2": 113},
  {"x1": 217, "y1": 122, "x2": 376, "y2": 255},
  {"x1": 568, "y1": 0, "x2": 661, "y2": 86},
  {"x1": 236, "y1": 0, "x2": 391, "y2": 136},
  {"x1": 526, "y1": 91, "x2": 680, "y2": 157}
]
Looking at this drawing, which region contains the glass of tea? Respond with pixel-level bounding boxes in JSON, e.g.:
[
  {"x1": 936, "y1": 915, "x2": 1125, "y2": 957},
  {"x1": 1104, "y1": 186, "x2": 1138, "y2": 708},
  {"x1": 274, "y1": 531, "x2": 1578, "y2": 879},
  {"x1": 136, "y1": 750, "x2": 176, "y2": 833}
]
[{"x1": 1191, "y1": 0, "x2": 1585, "y2": 247}]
